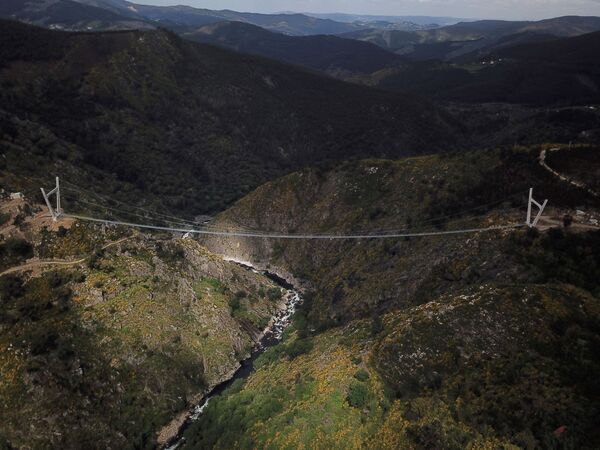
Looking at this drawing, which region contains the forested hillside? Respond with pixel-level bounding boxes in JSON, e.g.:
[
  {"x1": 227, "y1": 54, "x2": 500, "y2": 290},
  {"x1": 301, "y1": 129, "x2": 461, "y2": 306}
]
[
  {"x1": 192, "y1": 147, "x2": 600, "y2": 449},
  {"x1": 0, "y1": 20, "x2": 461, "y2": 217},
  {"x1": 365, "y1": 31, "x2": 600, "y2": 105}
]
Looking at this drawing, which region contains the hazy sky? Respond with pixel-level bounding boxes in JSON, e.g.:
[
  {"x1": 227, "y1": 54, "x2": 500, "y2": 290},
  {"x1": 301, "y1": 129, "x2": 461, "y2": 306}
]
[{"x1": 137, "y1": 0, "x2": 600, "y2": 20}]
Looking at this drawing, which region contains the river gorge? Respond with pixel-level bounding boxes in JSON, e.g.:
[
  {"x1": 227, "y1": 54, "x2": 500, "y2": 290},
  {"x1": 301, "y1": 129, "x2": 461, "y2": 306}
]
[{"x1": 163, "y1": 260, "x2": 303, "y2": 449}]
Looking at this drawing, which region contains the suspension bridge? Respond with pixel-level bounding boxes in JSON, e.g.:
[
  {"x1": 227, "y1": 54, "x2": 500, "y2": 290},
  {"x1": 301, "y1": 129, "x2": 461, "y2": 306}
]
[{"x1": 38, "y1": 177, "x2": 548, "y2": 240}]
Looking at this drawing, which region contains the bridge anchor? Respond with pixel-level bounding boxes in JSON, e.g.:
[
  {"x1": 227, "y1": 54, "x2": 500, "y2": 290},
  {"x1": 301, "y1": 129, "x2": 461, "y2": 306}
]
[
  {"x1": 40, "y1": 177, "x2": 62, "y2": 222},
  {"x1": 526, "y1": 188, "x2": 548, "y2": 228}
]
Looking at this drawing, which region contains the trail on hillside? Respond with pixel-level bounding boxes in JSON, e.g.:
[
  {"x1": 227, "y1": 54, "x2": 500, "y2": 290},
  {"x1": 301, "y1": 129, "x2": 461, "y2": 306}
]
[
  {"x1": 539, "y1": 147, "x2": 600, "y2": 198},
  {"x1": 0, "y1": 236, "x2": 132, "y2": 277}
]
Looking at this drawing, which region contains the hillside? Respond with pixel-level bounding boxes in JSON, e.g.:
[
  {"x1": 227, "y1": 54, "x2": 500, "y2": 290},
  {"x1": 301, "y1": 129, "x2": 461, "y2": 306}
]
[
  {"x1": 181, "y1": 21, "x2": 404, "y2": 76},
  {"x1": 0, "y1": 20, "x2": 461, "y2": 217},
  {"x1": 364, "y1": 31, "x2": 600, "y2": 106},
  {"x1": 188, "y1": 148, "x2": 600, "y2": 449},
  {"x1": 0, "y1": 195, "x2": 289, "y2": 448},
  {"x1": 306, "y1": 13, "x2": 465, "y2": 29},
  {"x1": 202, "y1": 146, "x2": 600, "y2": 324},
  {"x1": 342, "y1": 16, "x2": 600, "y2": 61},
  {"x1": 1, "y1": 145, "x2": 599, "y2": 448},
  {"x1": 2, "y1": 5, "x2": 600, "y2": 450},
  {"x1": 73, "y1": 0, "x2": 364, "y2": 35},
  {"x1": 0, "y1": 0, "x2": 151, "y2": 30}
]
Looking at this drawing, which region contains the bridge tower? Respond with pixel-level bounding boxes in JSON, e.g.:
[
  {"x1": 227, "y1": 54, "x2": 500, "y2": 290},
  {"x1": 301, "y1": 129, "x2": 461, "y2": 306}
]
[{"x1": 40, "y1": 177, "x2": 62, "y2": 222}]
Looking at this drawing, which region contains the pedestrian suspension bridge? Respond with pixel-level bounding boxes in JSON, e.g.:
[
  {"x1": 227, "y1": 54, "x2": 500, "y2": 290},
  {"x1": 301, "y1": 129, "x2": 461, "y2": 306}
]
[{"x1": 39, "y1": 177, "x2": 548, "y2": 240}]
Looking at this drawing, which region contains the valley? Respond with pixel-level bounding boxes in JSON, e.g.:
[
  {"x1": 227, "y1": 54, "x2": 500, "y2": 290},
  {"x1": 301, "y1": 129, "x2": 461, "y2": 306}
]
[
  {"x1": 2, "y1": 146, "x2": 600, "y2": 449},
  {"x1": 0, "y1": 195, "x2": 298, "y2": 448},
  {"x1": 1, "y1": 4, "x2": 600, "y2": 450},
  {"x1": 0, "y1": 20, "x2": 460, "y2": 217}
]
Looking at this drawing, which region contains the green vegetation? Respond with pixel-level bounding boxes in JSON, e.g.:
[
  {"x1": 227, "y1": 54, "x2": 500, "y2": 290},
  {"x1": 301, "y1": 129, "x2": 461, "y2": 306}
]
[
  {"x1": 284, "y1": 338, "x2": 314, "y2": 359},
  {"x1": 183, "y1": 281, "x2": 600, "y2": 449},
  {"x1": 267, "y1": 287, "x2": 283, "y2": 302},
  {"x1": 354, "y1": 369, "x2": 370, "y2": 382},
  {"x1": 514, "y1": 228, "x2": 600, "y2": 296},
  {"x1": 1, "y1": 16, "x2": 600, "y2": 449},
  {"x1": 183, "y1": 329, "x2": 385, "y2": 449},
  {"x1": 228, "y1": 296, "x2": 241, "y2": 312},
  {"x1": 546, "y1": 146, "x2": 600, "y2": 192},
  {"x1": 183, "y1": 21, "x2": 403, "y2": 76},
  {"x1": 38, "y1": 222, "x2": 127, "y2": 259},
  {"x1": 0, "y1": 20, "x2": 459, "y2": 217},
  {"x1": 195, "y1": 150, "x2": 600, "y2": 449},
  {"x1": 0, "y1": 212, "x2": 10, "y2": 226},
  {"x1": 211, "y1": 148, "x2": 599, "y2": 329},
  {"x1": 365, "y1": 31, "x2": 600, "y2": 107},
  {"x1": 346, "y1": 381, "x2": 368, "y2": 408},
  {"x1": 0, "y1": 237, "x2": 32, "y2": 271},
  {"x1": 0, "y1": 222, "x2": 283, "y2": 448}
]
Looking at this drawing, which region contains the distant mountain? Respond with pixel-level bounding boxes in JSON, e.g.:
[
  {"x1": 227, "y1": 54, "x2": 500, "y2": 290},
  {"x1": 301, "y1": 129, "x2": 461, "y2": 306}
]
[
  {"x1": 181, "y1": 21, "x2": 404, "y2": 76},
  {"x1": 1, "y1": 0, "x2": 369, "y2": 35},
  {"x1": 74, "y1": 0, "x2": 364, "y2": 35},
  {"x1": 0, "y1": 0, "x2": 151, "y2": 30},
  {"x1": 343, "y1": 16, "x2": 600, "y2": 61},
  {"x1": 367, "y1": 30, "x2": 600, "y2": 106},
  {"x1": 304, "y1": 13, "x2": 467, "y2": 26},
  {"x1": 0, "y1": 20, "x2": 461, "y2": 216}
]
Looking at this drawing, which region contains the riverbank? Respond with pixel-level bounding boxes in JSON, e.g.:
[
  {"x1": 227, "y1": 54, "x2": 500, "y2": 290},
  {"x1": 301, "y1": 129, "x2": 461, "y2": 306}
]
[{"x1": 158, "y1": 261, "x2": 303, "y2": 449}]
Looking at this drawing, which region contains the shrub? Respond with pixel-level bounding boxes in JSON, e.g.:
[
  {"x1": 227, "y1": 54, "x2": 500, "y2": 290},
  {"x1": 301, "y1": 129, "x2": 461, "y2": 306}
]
[
  {"x1": 514, "y1": 229, "x2": 600, "y2": 295},
  {"x1": 0, "y1": 274, "x2": 24, "y2": 303},
  {"x1": 12, "y1": 214, "x2": 25, "y2": 227},
  {"x1": 0, "y1": 213, "x2": 10, "y2": 227},
  {"x1": 228, "y1": 296, "x2": 241, "y2": 312},
  {"x1": 563, "y1": 214, "x2": 573, "y2": 228},
  {"x1": 156, "y1": 242, "x2": 185, "y2": 263},
  {"x1": 347, "y1": 381, "x2": 368, "y2": 408},
  {"x1": 292, "y1": 312, "x2": 309, "y2": 338},
  {"x1": 0, "y1": 238, "x2": 33, "y2": 271},
  {"x1": 267, "y1": 287, "x2": 282, "y2": 302},
  {"x1": 2, "y1": 238, "x2": 33, "y2": 259},
  {"x1": 271, "y1": 243, "x2": 285, "y2": 260},
  {"x1": 285, "y1": 338, "x2": 313, "y2": 359},
  {"x1": 71, "y1": 271, "x2": 86, "y2": 283},
  {"x1": 254, "y1": 345, "x2": 285, "y2": 369},
  {"x1": 354, "y1": 369, "x2": 370, "y2": 382},
  {"x1": 371, "y1": 317, "x2": 384, "y2": 335}
]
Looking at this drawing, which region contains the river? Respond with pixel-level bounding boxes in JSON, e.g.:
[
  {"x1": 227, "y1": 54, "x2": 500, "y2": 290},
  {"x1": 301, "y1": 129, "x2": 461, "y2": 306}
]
[{"x1": 164, "y1": 261, "x2": 302, "y2": 449}]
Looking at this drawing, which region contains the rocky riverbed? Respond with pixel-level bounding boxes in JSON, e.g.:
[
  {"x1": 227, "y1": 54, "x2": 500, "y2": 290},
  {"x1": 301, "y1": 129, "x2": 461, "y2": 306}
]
[{"x1": 161, "y1": 261, "x2": 303, "y2": 449}]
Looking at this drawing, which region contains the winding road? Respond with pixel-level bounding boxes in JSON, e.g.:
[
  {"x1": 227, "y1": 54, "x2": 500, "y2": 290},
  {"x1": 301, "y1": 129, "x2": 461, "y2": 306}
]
[{"x1": 539, "y1": 147, "x2": 600, "y2": 198}]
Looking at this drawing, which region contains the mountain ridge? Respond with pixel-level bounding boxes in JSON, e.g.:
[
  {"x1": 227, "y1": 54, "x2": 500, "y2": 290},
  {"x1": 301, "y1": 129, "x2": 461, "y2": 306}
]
[
  {"x1": 366, "y1": 30, "x2": 600, "y2": 105},
  {"x1": 181, "y1": 21, "x2": 405, "y2": 76},
  {"x1": 0, "y1": 20, "x2": 462, "y2": 217},
  {"x1": 341, "y1": 15, "x2": 600, "y2": 61}
]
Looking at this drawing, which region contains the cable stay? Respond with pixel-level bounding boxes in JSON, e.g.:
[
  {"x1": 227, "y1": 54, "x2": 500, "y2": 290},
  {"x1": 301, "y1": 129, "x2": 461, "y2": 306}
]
[
  {"x1": 60, "y1": 181, "x2": 526, "y2": 232},
  {"x1": 62, "y1": 213, "x2": 526, "y2": 240},
  {"x1": 38, "y1": 177, "x2": 545, "y2": 240}
]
